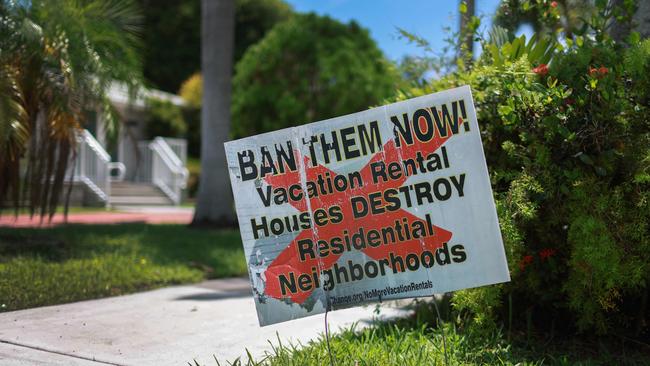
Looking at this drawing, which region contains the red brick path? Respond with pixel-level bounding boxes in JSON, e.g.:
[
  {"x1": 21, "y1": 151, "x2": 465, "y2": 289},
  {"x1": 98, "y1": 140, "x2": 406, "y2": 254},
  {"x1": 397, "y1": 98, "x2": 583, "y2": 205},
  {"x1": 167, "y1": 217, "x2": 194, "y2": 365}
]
[{"x1": 0, "y1": 210, "x2": 193, "y2": 227}]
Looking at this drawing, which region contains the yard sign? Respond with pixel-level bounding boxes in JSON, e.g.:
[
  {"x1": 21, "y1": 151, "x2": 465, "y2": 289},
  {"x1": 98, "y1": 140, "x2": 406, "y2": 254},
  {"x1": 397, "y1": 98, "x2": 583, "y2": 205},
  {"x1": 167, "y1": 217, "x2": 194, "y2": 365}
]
[{"x1": 225, "y1": 85, "x2": 510, "y2": 326}]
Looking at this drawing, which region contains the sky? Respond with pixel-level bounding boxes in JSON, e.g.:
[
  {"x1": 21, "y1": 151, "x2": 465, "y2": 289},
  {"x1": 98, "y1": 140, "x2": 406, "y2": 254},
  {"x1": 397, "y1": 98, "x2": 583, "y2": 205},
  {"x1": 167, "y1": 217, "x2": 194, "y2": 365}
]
[{"x1": 285, "y1": 0, "x2": 504, "y2": 62}]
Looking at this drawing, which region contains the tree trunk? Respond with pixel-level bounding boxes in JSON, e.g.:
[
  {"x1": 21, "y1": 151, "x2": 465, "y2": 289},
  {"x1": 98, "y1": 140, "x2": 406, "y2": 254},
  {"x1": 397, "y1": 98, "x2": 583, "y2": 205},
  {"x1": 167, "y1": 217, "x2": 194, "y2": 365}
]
[
  {"x1": 635, "y1": 0, "x2": 650, "y2": 39},
  {"x1": 610, "y1": 0, "x2": 650, "y2": 42},
  {"x1": 459, "y1": 0, "x2": 475, "y2": 61},
  {"x1": 192, "y1": 0, "x2": 236, "y2": 227},
  {"x1": 609, "y1": 0, "x2": 630, "y2": 42}
]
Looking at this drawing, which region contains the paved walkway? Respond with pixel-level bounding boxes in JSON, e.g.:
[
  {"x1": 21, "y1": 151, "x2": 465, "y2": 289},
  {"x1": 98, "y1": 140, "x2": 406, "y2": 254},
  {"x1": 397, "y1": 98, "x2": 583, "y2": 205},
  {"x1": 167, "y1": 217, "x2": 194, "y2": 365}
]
[
  {"x1": 0, "y1": 207, "x2": 194, "y2": 227},
  {"x1": 0, "y1": 278, "x2": 409, "y2": 366}
]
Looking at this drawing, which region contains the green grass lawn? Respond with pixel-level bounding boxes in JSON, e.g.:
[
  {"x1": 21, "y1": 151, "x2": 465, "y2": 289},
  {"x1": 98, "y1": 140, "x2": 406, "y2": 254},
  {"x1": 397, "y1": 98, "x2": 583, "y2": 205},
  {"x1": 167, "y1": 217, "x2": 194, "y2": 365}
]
[
  {"x1": 210, "y1": 321, "x2": 648, "y2": 366},
  {"x1": 0, "y1": 224, "x2": 247, "y2": 312}
]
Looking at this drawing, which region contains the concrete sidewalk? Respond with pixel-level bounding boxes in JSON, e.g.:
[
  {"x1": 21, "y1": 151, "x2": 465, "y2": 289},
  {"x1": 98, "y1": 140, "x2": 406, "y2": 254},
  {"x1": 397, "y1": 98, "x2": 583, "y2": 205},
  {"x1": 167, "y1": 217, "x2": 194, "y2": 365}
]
[{"x1": 0, "y1": 278, "x2": 409, "y2": 365}]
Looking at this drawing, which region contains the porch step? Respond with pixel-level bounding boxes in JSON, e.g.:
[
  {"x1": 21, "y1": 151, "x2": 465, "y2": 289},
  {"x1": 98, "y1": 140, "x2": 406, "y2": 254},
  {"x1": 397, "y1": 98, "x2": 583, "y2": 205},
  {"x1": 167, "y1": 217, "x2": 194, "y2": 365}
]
[
  {"x1": 111, "y1": 183, "x2": 163, "y2": 196},
  {"x1": 109, "y1": 182, "x2": 173, "y2": 206},
  {"x1": 110, "y1": 196, "x2": 173, "y2": 206}
]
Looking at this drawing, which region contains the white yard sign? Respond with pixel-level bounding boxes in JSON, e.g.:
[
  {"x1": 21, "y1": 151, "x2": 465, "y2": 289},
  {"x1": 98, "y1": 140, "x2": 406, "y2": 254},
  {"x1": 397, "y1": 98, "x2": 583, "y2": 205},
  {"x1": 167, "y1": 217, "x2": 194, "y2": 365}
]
[{"x1": 225, "y1": 85, "x2": 510, "y2": 326}]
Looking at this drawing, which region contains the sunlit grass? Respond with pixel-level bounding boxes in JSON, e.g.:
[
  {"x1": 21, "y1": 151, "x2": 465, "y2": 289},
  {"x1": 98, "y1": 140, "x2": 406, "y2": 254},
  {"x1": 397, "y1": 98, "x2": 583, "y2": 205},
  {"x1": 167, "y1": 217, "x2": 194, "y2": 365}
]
[
  {"x1": 0, "y1": 224, "x2": 246, "y2": 312},
  {"x1": 206, "y1": 321, "x2": 649, "y2": 366}
]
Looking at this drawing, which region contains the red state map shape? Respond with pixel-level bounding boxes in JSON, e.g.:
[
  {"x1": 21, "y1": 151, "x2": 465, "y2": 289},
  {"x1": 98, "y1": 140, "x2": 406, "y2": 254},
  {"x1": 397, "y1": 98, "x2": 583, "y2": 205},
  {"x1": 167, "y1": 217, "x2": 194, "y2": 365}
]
[{"x1": 262, "y1": 123, "x2": 456, "y2": 304}]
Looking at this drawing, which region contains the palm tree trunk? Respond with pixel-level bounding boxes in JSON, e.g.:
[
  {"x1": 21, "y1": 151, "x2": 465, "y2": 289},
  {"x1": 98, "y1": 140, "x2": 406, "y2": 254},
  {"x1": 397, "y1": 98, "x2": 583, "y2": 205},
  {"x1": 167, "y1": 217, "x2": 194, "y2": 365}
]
[
  {"x1": 192, "y1": 0, "x2": 236, "y2": 227},
  {"x1": 459, "y1": 0, "x2": 475, "y2": 61}
]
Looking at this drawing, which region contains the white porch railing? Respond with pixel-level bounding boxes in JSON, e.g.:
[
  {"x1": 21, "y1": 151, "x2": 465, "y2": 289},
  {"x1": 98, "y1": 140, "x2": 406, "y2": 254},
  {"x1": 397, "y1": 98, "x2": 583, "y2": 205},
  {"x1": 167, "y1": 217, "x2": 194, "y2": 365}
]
[
  {"x1": 74, "y1": 129, "x2": 112, "y2": 205},
  {"x1": 133, "y1": 141, "x2": 153, "y2": 183},
  {"x1": 80, "y1": 130, "x2": 188, "y2": 206},
  {"x1": 149, "y1": 137, "x2": 189, "y2": 205},
  {"x1": 162, "y1": 137, "x2": 187, "y2": 166}
]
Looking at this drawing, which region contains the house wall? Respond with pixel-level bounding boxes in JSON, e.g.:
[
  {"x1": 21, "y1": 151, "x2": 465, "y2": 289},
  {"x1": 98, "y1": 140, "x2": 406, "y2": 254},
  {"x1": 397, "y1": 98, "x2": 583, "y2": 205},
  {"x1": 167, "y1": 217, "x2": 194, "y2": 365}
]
[{"x1": 116, "y1": 105, "x2": 149, "y2": 182}]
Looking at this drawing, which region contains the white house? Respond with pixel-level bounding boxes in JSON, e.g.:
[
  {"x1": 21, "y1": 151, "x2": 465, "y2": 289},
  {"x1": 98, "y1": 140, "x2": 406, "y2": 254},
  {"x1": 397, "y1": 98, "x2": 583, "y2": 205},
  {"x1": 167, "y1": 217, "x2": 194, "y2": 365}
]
[{"x1": 69, "y1": 84, "x2": 189, "y2": 207}]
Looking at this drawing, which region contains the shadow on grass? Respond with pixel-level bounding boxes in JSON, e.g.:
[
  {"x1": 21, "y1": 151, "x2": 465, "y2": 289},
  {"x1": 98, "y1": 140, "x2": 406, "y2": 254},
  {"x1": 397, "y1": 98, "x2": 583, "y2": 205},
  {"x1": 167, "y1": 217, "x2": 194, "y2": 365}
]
[{"x1": 0, "y1": 223, "x2": 247, "y2": 278}]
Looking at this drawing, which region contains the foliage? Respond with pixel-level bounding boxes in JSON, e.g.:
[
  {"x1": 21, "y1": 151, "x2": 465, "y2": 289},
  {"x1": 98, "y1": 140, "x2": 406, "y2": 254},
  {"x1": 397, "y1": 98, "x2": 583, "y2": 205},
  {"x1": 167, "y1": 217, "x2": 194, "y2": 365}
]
[
  {"x1": 231, "y1": 13, "x2": 399, "y2": 138},
  {"x1": 494, "y1": 0, "x2": 637, "y2": 41},
  {"x1": 0, "y1": 224, "x2": 247, "y2": 311},
  {"x1": 178, "y1": 73, "x2": 202, "y2": 157},
  {"x1": 138, "y1": 0, "x2": 292, "y2": 92},
  {"x1": 183, "y1": 106, "x2": 201, "y2": 158},
  {"x1": 394, "y1": 2, "x2": 649, "y2": 336},
  {"x1": 186, "y1": 157, "x2": 201, "y2": 198},
  {"x1": 395, "y1": 23, "x2": 462, "y2": 77},
  {"x1": 179, "y1": 72, "x2": 203, "y2": 109},
  {"x1": 137, "y1": 0, "x2": 199, "y2": 92},
  {"x1": 397, "y1": 55, "x2": 435, "y2": 88},
  {"x1": 145, "y1": 98, "x2": 187, "y2": 139},
  {"x1": 0, "y1": 0, "x2": 142, "y2": 219},
  {"x1": 484, "y1": 30, "x2": 556, "y2": 67},
  {"x1": 233, "y1": 0, "x2": 293, "y2": 62},
  {"x1": 495, "y1": 0, "x2": 594, "y2": 37}
]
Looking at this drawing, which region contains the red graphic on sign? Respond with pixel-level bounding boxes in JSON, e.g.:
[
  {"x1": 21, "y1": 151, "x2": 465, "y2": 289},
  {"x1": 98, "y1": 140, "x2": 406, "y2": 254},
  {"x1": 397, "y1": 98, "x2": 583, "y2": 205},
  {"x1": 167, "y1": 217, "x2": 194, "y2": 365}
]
[{"x1": 263, "y1": 126, "x2": 455, "y2": 304}]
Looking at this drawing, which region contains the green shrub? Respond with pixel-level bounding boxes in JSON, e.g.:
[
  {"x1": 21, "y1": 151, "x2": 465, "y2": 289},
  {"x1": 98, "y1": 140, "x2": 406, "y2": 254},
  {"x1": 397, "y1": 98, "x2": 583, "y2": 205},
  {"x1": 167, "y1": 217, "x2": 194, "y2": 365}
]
[
  {"x1": 182, "y1": 105, "x2": 201, "y2": 158},
  {"x1": 399, "y1": 16, "x2": 649, "y2": 335},
  {"x1": 144, "y1": 97, "x2": 187, "y2": 139},
  {"x1": 179, "y1": 72, "x2": 203, "y2": 109},
  {"x1": 231, "y1": 13, "x2": 399, "y2": 138}
]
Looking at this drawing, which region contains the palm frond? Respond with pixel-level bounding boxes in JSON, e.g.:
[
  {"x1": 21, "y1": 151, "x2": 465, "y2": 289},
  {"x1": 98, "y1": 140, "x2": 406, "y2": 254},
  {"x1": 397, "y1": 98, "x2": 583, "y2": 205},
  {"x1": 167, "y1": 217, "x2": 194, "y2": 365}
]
[
  {"x1": 0, "y1": 65, "x2": 28, "y2": 213},
  {"x1": 0, "y1": 0, "x2": 143, "y2": 218}
]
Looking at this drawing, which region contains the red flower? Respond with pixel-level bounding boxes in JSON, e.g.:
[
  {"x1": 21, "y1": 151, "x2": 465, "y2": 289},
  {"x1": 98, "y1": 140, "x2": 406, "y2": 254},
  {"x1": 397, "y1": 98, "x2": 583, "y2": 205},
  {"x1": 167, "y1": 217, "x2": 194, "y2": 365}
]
[
  {"x1": 550, "y1": 1, "x2": 558, "y2": 8},
  {"x1": 523, "y1": 255, "x2": 534, "y2": 263},
  {"x1": 539, "y1": 248, "x2": 557, "y2": 260},
  {"x1": 519, "y1": 255, "x2": 534, "y2": 271},
  {"x1": 532, "y1": 64, "x2": 549, "y2": 76},
  {"x1": 589, "y1": 66, "x2": 609, "y2": 79}
]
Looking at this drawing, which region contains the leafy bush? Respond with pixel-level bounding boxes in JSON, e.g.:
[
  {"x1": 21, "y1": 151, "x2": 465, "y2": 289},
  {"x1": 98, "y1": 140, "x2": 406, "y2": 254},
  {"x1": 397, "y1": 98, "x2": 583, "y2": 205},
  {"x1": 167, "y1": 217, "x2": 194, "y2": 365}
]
[
  {"x1": 145, "y1": 98, "x2": 187, "y2": 139},
  {"x1": 178, "y1": 74, "x2": 202, "y2": 158},
  {"x1": 179, "y1": 72, "x2": 203, "y2": 109},
  {"x1": 231, "y1": 13, "x2": 399, "y2": 138},
  {"x1": 0, "y1": 0, "x2": 142, "y2": 217},
  {"x1": 398, "y1": 10, "x2": 649, "y2": 336}
]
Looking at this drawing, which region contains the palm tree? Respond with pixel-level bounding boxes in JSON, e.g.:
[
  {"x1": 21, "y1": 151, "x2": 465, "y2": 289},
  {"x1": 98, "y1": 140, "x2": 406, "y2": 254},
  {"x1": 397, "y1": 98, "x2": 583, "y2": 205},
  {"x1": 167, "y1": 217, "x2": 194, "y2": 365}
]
[
  {"x1": 192, "y1": 0, "x2": 236, "y2": 227},
  {"x1": 0, "y1": 0, "x2": 142, "y2": 219}
]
